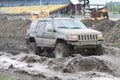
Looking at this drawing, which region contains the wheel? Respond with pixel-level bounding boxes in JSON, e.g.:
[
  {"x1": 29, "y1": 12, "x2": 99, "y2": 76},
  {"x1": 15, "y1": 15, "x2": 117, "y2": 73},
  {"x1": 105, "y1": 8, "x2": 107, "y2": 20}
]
[
  {"x1": 45, "y1": 48, "x2": 54, "y2": 58},
  {"x1": 96, "y1": 44, "x2": 103, "y2": 55},
  {"x1": 28, "y1": 42, "x2": 42, "y2": 55},
  {"x1": 40, "y1": 48, "x2": 54, "y2": 57},
  {"x1": 79, "y1": 48, "x2": 89, "y2": 56},
  {"x1": 54, "y1": 42, "x2": 71, "y2": 58},
  {"x1": 79, "y1": 48, "x2": 95, "y2": 56}
]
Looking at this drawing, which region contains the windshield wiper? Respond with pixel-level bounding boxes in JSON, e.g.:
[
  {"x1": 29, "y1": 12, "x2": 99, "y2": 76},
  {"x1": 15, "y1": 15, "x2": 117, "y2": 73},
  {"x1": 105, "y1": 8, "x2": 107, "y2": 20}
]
[{"x1": 58, "y1": 26, "x2": 69, "y2": 29}]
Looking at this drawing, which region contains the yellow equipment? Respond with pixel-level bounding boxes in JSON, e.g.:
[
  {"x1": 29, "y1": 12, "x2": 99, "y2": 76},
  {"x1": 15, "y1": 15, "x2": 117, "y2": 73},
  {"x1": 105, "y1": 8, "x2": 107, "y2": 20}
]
[
  {"x1": 84, "y1": 6, "x2": 109, "y2": 20},
  {"x1": 99, "y1": 7, "x2": 109, "y2": 19},
  {"x1": 31, "y1": 11, "x2": 49, "y2": 20}
]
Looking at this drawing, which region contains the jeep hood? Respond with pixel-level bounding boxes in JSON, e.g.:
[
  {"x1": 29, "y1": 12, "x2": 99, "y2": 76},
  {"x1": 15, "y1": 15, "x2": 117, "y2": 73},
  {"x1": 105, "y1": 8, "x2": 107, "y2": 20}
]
[{"x1": 57, "y1": 29, "x2": 102, "y2": 35}]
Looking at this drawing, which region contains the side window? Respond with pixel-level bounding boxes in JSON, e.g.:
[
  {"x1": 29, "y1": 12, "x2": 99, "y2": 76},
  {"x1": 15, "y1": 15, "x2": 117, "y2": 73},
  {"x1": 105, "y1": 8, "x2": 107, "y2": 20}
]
[
  {"x1": 29, "y1": 20, "x2": 38, "y2": 30},
  {"x1": 45, "y1": 22, "x2": 53, "y2": 32},
  {"x1": 37, "y1": 21, "x2": 46, "y2": 31}
]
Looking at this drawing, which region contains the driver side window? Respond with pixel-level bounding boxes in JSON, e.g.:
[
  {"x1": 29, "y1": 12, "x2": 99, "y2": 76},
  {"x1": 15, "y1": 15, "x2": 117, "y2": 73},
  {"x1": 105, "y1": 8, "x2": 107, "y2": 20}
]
[{"x1": 45, "y1": 22, "x2": 53, "y2": 32}]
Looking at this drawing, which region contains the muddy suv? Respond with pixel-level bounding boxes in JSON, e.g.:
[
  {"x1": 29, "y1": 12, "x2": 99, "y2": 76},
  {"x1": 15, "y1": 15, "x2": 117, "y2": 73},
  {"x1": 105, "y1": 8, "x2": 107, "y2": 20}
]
[{"x1": 26, "y1": 18, "x2": 104, "y2": 58}]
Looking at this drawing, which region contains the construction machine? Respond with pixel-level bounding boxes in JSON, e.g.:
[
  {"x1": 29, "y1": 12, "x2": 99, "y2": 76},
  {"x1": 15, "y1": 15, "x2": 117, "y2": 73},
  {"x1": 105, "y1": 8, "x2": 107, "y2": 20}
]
[
  {"x1": 83, "y1": 0, "x2": 109, "y2": 20},
  {"x1": 87, "y1": 6, "x2": 109, "y2": 20},
  {"x1": 31, "y1": 11, "x2": 49, "y2": 20},
  {"x1": 99, "y1": 6, "x2": 109, "y2": 19}
]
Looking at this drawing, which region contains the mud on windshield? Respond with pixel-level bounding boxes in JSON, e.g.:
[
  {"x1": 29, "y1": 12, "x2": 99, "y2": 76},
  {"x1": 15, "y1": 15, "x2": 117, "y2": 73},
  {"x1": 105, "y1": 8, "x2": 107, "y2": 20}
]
[{"x1": 55, "y1": 19, "x2": 87, "y2": 29}]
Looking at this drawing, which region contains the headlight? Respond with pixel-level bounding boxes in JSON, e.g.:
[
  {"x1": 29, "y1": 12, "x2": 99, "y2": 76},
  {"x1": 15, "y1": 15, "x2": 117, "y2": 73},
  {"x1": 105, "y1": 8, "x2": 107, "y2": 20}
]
[
  {"x1": 68, "y1": 34, "x2": 78, "y2": 40},
  {"x1": 97, "y1": 33, "x2": 103, "y2": 39}
]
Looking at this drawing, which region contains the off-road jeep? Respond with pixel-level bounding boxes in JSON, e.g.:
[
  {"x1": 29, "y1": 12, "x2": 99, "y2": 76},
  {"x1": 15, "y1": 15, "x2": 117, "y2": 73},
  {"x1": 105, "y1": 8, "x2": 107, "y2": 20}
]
[{"x1": 26, "y1": 18, "x2": 104, "y2": 58}]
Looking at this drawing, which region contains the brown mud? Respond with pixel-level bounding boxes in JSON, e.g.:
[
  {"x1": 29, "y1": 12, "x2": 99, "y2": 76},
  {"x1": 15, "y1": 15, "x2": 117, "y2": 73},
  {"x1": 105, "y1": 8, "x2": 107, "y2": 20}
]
[{"x1": 0, "y1": 18, "x2": 120, "y2": 80}]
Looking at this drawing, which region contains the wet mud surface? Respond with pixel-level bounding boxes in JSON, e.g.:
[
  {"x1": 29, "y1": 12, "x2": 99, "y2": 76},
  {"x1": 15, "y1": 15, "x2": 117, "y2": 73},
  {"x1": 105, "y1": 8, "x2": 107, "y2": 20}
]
[
  {"x1": 0, "y1": 46, "x2": 120, "y2": 80},
  {"x1": 0, "y1": 18, "x2": 120, "y2": 80}
]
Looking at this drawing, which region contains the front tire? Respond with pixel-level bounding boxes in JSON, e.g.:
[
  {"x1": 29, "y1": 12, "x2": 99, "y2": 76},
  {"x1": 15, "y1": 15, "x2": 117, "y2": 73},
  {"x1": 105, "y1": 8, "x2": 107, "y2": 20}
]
[
  {"x1": 54, "y1": 42, "x2": 71, "y2": 58},
  {"x1": 96, "y1": 44, "x2": 103, "y2": 55}
]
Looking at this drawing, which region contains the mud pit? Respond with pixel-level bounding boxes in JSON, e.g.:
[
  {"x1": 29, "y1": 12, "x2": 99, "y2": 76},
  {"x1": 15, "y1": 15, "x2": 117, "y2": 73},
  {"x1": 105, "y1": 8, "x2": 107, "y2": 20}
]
[
  {"x1": 0, "y1": 18, "x2": 120, "y2": 80},
  {"x1": 0, "y1": 46, "x2": 120, "y2": 80}
]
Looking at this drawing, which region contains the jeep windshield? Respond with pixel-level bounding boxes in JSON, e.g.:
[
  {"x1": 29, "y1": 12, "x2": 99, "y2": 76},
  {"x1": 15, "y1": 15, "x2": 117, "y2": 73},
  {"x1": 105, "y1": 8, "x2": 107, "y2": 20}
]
[{"x1": 55, "y1": 19, "x2": 87, "y2": 29}]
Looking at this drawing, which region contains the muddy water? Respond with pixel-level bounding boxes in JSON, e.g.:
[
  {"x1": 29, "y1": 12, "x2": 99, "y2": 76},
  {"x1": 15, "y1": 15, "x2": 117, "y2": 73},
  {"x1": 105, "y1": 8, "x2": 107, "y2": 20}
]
[{"x1": 0, "y1": 46, "x2": 120, "y2": 80}]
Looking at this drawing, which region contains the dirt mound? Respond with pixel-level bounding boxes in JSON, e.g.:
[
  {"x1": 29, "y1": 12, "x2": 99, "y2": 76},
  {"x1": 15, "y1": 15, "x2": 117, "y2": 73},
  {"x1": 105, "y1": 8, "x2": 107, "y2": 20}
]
[
  {"x1": 44, "y1": 56, "x2": 112, "y2": 74},
  {"x1": 82, "y1": 19, "x2": 120, "y2": 46},
  {"x1": 0, "y1": 18, "x2": 31, "y2": 54},
  {"x1": 103, "y1": 46, "x2": 120, "y2": 55},
  {"x1": 11, "y1": 53, "x2": 47, "y2": 63},
  {"x1": 0, "y1": 46, "x2": 120, "y2": 79},
  {"x1": 62, "y1": 57, "x2": 112, "y2": 73},
  {"x1": 0, "y1": 47, "x2": 118, "y2": 77},
  {"x1": 0, "y1": 50, "x2": 114, "y2": 75},
  {"x1": 82, "y1": 19, "x2": 115, "y2": 32}
]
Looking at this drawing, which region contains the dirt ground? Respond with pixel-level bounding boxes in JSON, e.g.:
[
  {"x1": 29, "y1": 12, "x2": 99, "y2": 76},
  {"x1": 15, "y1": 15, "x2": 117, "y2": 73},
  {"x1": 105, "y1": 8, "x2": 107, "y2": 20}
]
[
  {"x1": 0, "y1": 46, "x2": 120, "y2": 80},
  {"x1": 0, "y1": 18, "x2": 120, "y2": 80},
  {"x1": 82, "y1": 19, "x2": 120, "y2": 45},
  {"x1": 0, "y1": 18, "x2": 31, "y2": 54}
]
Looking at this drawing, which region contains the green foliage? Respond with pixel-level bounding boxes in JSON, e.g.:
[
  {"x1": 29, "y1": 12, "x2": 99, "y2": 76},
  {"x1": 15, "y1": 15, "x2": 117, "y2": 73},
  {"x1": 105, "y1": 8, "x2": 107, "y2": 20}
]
[
  {"x1": 0, "y1": 75, "x2": 12, "y2": 80},
  {"x1": 60, "y1": 13, "x2": 69, "y2": 17},
  {"x1": 107, "y1": 1, "x2": 120, "y2": 13},
  {"x1": 115, "y1": 22, "x2": 120, "y2": 28}
]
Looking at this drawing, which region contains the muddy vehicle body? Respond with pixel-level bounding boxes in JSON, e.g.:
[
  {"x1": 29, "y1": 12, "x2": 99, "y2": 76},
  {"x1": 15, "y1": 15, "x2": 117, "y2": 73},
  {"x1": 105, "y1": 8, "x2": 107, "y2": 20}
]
[{"x1": 26, "y1": 18, "x2": 104, "y2": 58}]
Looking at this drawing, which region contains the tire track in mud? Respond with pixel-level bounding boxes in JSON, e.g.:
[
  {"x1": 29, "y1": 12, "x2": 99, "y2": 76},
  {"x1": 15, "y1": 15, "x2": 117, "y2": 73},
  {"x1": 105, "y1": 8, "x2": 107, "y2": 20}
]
[{"x1": 0, "y1": 46, "x2": 120, "y2": 80}]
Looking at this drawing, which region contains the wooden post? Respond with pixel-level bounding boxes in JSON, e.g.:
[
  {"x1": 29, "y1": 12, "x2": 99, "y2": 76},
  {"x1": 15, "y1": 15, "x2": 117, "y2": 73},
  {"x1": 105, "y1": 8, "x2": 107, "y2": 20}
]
[
  {"x1": 83, "y1": 0, "x2": 86, "y2": 17},
  {"x1": 75, "y1": 5, "x2": 77, "y2": 15}
]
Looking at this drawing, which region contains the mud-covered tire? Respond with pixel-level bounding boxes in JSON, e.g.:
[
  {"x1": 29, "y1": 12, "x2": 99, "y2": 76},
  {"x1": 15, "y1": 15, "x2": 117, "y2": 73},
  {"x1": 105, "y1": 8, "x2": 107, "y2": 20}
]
[
  {"x1": 96, "y1": 44, "x2": 103, "y2": 55},
  {"x1": 54, "y1": 43, "x2": 71, "y2": 58},
  {"x1": 28, "y1": 42, "x2": 41, "y2": 55}
]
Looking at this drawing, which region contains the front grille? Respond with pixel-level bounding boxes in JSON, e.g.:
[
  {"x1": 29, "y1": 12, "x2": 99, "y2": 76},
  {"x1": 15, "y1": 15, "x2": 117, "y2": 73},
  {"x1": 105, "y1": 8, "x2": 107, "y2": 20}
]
[{"x1": 79, "y1": 34, "x2": 97, "y2": 41}]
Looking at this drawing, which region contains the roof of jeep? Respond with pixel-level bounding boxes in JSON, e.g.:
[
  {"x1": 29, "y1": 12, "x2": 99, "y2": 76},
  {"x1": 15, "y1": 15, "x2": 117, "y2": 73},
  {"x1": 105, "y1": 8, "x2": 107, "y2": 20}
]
[{"x1": 34, "y1": 17, "x2": 76, "y2": 22}]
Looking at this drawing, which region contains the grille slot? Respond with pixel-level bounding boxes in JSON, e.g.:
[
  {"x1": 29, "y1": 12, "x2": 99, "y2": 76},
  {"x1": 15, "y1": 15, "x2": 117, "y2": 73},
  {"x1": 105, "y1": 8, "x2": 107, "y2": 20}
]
[{"x1": 79, "y1": 34, "x2": 97, "y2": 40}]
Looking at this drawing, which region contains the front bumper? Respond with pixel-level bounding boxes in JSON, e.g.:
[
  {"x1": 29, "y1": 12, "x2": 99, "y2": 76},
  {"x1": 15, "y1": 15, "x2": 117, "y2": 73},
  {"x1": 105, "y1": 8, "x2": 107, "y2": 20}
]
[{"x1": 68, "y1": 39, "x2": 103, "y2": 48}]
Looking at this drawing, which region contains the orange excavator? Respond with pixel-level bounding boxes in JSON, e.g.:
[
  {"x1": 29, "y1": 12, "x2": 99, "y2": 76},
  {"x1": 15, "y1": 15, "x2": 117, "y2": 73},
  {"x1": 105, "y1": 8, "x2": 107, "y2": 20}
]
[
  {"x1": 83, "y1": 0, "x2": 109, "y2": 20},
  {"x1": 88, "y1": 6, "x2": 109, "y2": 20},
  {"x1": 99, "y1": 6, "x2": 109, "y2": 19}
]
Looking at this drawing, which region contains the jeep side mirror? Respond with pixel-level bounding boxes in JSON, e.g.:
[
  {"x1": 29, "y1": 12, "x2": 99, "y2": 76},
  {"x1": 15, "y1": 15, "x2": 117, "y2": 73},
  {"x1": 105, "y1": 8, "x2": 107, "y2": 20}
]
[{"x1": 53, "y1": 29, "x2": 56, "y2": 32}]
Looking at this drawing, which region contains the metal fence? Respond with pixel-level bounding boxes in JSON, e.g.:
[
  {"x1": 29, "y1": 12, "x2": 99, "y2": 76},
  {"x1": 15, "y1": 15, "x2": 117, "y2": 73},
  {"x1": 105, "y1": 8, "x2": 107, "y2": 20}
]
[{"x1": 0, "y1": 0, "x2": 69, "y2": 7}]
